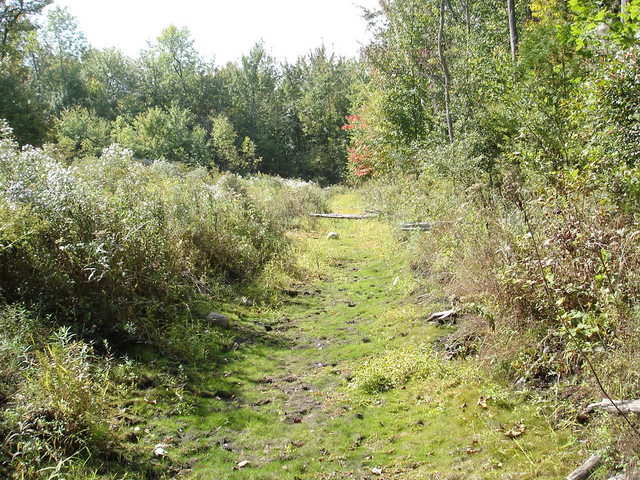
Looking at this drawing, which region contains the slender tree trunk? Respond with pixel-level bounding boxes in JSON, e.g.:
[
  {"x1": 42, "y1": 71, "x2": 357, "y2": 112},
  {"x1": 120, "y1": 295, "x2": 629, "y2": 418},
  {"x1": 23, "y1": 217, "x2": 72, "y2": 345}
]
[
  {"x1": 621, "y1": 0, "x2": 629, "y2": 20},
  {"x1": 507, "y1": 0, "x2": 518, "y2": 62},
  {"x1": 438, "y1": 0, "x2": 454, "y2": 142},
  {"x1": 465, "y1": 0, "x2": 471, "y2": 44}
]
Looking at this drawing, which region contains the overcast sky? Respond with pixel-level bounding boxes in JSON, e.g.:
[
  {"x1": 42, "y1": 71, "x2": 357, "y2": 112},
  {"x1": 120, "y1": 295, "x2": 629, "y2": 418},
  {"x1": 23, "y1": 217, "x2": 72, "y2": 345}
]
[{"x1": 44, "y1": 0, "x2": 380, "y2": 64}]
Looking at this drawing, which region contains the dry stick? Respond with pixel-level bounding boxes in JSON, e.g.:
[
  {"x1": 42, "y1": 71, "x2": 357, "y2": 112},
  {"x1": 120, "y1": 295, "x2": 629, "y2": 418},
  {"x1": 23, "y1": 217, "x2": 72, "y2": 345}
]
[{"x1": 515, "y1": 196, "x2": 640, "y2": 440}]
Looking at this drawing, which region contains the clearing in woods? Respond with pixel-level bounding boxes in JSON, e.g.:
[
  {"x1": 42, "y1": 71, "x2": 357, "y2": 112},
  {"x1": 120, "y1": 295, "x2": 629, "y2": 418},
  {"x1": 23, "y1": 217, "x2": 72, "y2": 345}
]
[{"x1": 151, "y1": 193, "x2": 585, "y2": 479}]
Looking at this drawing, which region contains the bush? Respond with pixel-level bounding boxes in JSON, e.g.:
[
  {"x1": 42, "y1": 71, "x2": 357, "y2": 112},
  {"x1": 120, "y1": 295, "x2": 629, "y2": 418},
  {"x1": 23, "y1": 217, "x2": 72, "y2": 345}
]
[
  {"x1": 3, "y1": 339, "x2": 111, "y2": 479},
  {"x1": 0, "y1": 318, "x2": 113, "y2": 480}
]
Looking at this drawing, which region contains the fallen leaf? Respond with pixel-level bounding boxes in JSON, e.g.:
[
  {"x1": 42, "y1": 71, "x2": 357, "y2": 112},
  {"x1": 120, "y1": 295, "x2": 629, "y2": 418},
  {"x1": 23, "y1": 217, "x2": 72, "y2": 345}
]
[
  {"x1": 477, "y1": 396, "x2": 488, "y2": 409},
  {"x1": 466, "y1": 448, "x2": 481, "y2": 454},
  {"x1": 236, "y1": 460, "x2": 249, "y2": 468},
  {"x1": 504, "y1": 422, "x2": 526, "y2": 438}
]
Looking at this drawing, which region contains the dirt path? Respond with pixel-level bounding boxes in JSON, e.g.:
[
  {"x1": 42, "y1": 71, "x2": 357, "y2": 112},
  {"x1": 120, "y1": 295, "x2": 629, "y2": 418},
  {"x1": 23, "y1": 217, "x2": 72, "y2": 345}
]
[{"x1": 174, "y1": 193, "x2": 583, "y2": 479}]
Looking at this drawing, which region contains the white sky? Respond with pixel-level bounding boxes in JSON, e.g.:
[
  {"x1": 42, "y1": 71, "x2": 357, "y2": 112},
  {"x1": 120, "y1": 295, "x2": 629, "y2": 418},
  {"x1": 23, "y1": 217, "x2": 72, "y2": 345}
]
[{"x1": 44, "y1": 0, "x2": 380, "y2": 65}]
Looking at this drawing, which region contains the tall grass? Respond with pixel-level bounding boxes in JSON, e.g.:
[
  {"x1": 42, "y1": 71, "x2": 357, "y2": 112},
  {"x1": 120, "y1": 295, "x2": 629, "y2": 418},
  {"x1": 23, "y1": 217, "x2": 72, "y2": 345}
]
[{"x1": 0, "y1": 125, "x2": 327, "y2": 339}]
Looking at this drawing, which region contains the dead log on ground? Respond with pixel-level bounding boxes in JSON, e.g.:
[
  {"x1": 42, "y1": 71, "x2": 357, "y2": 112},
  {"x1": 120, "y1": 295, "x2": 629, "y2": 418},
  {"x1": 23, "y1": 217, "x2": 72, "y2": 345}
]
[
  {"x1": 566, "y1": 454, "x2": 602, "y2": 480},
  {"x1": 400, "y1": 222, "x2": 431, "y2": 231},
  {"x1": 309, "y1": 213, "x2": 378, "y2": 219},
  {"x1": 608, "y1": 472, "x2": 640, "y2": 480},
  {"x1": 584, "y1": 399, "x2": 640, "y2": 415}
]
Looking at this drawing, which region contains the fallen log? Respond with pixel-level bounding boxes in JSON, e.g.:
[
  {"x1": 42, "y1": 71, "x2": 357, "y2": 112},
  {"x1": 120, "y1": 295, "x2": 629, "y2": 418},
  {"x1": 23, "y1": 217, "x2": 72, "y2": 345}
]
[
  {"x1": 608, "y1": 472, "x2": 640, "y2": 480},
  {"x1": 309, "y1": 213, "x2": 378, "y2": 219},
  {"x1": 400, "y1": 222, "x2": 431, "y2": 231},
  {"x1": 566, "y1": 454, "x2": 602, "y2": 480},
  {"x1": 585, "y1": 399, "x2": 640, "y2": 415}
]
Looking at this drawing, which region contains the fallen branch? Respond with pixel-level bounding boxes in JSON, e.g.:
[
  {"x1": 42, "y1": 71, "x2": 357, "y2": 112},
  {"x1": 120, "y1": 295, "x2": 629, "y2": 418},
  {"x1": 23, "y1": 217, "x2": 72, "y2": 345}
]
[
  {"x1": 608, "y1": 472, "x2": 640, "y2": 480},
  {"x1": 400, "y1": 222, "x2": 431, "y2": 231},
  {"x1": 426, "y1": 309, "x2": 458, "y2": 323},
  {"x1": 309, "y1": 213, "x2": 378, "y2": 219},
  {"x1": 566, "y1": 454, "x2": 602, "y2": 480},
  {"x1": 585, "y1": 399, "x2": 640, "y2": 415}
]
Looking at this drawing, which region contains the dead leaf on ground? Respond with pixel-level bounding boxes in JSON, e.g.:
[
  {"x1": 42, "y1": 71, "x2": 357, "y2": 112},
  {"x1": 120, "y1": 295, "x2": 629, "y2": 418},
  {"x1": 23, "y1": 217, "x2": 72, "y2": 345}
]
[{"x1": 504, "y1": 422, "x2": 526, "y2": 438}]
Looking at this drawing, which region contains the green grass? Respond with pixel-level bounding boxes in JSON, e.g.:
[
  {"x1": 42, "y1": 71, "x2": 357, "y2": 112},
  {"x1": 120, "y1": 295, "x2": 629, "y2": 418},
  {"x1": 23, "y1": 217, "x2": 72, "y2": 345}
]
[{"x1": 105, "y1": 192, "x2": 587, "y2": 479}]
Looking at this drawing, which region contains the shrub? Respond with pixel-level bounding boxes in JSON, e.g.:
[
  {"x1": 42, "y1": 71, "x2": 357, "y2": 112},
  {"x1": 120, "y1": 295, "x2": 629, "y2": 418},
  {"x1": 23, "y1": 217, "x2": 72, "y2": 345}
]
[{"x1": 0, "y1": 325, "x2": 113, "y2": 480}]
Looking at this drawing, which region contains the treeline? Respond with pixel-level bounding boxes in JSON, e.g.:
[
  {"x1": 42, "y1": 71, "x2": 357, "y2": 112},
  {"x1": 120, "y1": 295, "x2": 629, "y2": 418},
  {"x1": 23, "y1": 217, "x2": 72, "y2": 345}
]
[
  {"x1": 0, "y1": 2, "x2": 354, "y2": 184},
  {"x1": 349, "y1": 0, "x2": 640, "y2": 461}
]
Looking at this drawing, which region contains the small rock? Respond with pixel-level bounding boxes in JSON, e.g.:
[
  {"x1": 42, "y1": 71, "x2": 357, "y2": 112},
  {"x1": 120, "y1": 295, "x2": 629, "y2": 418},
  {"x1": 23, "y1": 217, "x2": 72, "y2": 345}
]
[
  {"x1": 236, "y1": 460, "x2": 250, "y2": 469},
  {"x1": 153, "y1": 444, "x2": 168, "y2": 457},
  {"x1": 326, "y1": 231, "x2": 339, "y2": 240},
  {"x1": 206, "y1": 312, "x2": 231, "y2": 328},
  {"x1": 240, "y1": 296, "x2": 254, "y2": 306},
  {"x1": 372, "y1": 467, "x2": 383, "y2": 475}
]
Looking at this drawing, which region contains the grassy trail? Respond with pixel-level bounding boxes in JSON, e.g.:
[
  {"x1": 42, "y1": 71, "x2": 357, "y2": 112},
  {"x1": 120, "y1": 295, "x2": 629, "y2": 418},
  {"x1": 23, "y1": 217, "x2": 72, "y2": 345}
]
[{"x1": 168, "y1": 192, "x2": 583, "y2": 479}]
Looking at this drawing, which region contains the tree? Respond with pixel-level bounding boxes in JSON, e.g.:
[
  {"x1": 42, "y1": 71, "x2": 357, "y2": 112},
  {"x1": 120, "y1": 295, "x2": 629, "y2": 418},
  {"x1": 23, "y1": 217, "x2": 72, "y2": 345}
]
[
  {"x1": 0, "y1": 66, "x2": 48, "y2": 145},
  {"x1": 136, "y1": 26, "x2": 211, "y2": 120},
  {"x1": 111, "y1": 106, "x2": 211, "y2": 165},
  {"x1": 0, "y1": 0, "x2": 50, "y2": 145},
  {"x1": 210, "y1": 114, "x2": 260, "y2": 173},
  {"x1": 0, "y1": 0, "x2": 51, "y2": 62},
  {"x1": 81, "y1": 48, "x2": 138, "y2": 119},
  {"x1": 438, "y1": 0, "x2": 454, "y2": 141},
  {"x1": 507, "y1": 0, "x2": 519, "y2": 62},
  {"x1": 295, "y1": 47, "x2": 353, "y2": 183},
  {"x1": 222, "y1": 42, "x2": 285, "y2": 174},
  {"x1": 53, "y1": 106, "x2": 111, "y2": 159},
  {"x1": 29, "y1": 7, "x2": 89, "y2": 114}
]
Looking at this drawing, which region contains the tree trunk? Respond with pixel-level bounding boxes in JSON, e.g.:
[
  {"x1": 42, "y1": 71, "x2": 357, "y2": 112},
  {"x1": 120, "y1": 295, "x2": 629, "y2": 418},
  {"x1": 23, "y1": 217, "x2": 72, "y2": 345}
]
[
  {"x1": 507, "y1": 0, "x2": 518, "y2": 62},
  {"x1": 438, "y1": 0, "x2": 454, "y2": 142},
  {"x1": 465, "y1": 0, "x2": 471, "y2": 44},
  {"x1": 621, "y1": 0, "x2": 629, "y2": 19}
]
